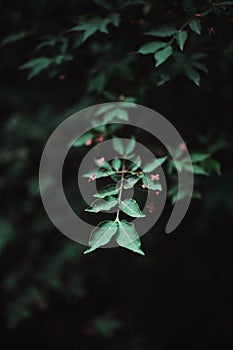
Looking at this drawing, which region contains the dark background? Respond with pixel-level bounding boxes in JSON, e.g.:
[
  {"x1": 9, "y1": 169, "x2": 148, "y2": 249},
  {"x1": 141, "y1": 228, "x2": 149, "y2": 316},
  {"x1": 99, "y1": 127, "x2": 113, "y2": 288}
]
[{"x1": 0, "y1": 1, "x2": 233, "y2": 349}]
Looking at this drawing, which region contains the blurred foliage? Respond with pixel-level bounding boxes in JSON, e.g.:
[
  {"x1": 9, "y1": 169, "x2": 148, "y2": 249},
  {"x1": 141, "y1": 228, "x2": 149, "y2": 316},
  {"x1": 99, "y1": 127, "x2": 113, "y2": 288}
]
[{"x1": 1, "y1": 0, "x2": 233, "y2": 349}]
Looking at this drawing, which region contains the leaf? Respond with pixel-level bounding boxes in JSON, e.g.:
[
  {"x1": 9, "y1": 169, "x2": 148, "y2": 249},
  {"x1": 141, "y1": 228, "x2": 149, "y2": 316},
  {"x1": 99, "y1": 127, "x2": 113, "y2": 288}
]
[
  {"x1": 82, "y1": 169, "x2": 98, "y2": 178},
  {"x1": 20, "y1": 57, "x2": 52, "y2": 79},
  {"x1": 143, "y1": 156, "x2": 167, "y2": 172},
  {"x1": 116, "y1": 220, "x2": 145, "y2": 255},
  {"x1": 175, "y1": 31, "x2": 188, "y2": 51},
  {"x1": 184, "y1": 66, "x2": 200, "y2": 86},
  {"x1": 154, "y1": 46, "x2": 173, "y2": 67},
  {"x1": 146, "y1": 27, "x2": 177, "y2": 37},
  {"x1": 20, "y1": 54, "x2": 73, "y2": 79},
  {"x1": 104, "y1": 108, "x2": 129, "y2": 123},
  {"x1": 123, "y1": 174, "x2": 143, "y2": 189},
  {"x1": 191, "y1": 61, "x2": 208, "y2": 73},
  {"x1": 84, "y1": 220, "x2": 118, "y2": 253},
  {"x1": 96, "y1": 169, "x2": 115, "y2": 178},
  {"x1": 94, "y1": 184, "x2": 119, "y2": 198},
  {"x1": 85, "y1": 196, "x2": 118, "y2": 213},
  {"x1": 111, "y1": 173, "x2": 122, "y2": 183},
  {"x1": 70, "y1": 15, "x2": 120, "y2": 43},
  {"x1": 189, "y1": 19, "x2": 201, "y2": 35},
  {"x1": 205, "y1": 159, "x2": 221, "y2": 175},
  {"x1": 1, "y1": 30, "x2": 31, "y2": 46},
  {"x1": 125, "y1": 137, "x2": 136, "y2": 155},
  {"x1": 138, "y1": 41, "x2": 167, "y2": 54},
  {"x1": 109, "y1": 13, "x2": 121, "y2": 27},
  {"x1": 112, "y1": 158, "x2": 121, "y2": 171},
  {"x1": 142, "y1": 175, "x2": 162, "y2": 191},
  {"x1": 184, "y1": 164, "x2": 209, "y2": 175},
  {"x1": 156, "y1": 73, "x2": 172, "y2": 87},
  {"x1": 191, "y1": 153, "x2": 210, "y2": 162},
  {"x1": 113, "y1": 137, "x2": 125, "y2": 155},
  {"x1": 119, "y1": 199, "x2": 145, "y2": 217},
  {"x1": 73, "y1": 131, "x2": 93, "y2": 147},
  {"x1": 95, "y1": 104, "x2": 115, "y2": 116},
  {"x1": 130, "y1": 156, "x2": 142, "y2": 171}
]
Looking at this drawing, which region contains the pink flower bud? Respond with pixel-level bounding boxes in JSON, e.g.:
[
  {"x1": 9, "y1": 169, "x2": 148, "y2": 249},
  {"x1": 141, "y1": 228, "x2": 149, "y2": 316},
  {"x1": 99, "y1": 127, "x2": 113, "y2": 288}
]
[
  {"x1": 96, "y1": 135, "x2": 104, "y2": 143},
  {"x1": 85, "y1": 139, "x2": 92, "y2": 146},
  {"x1": 180, "y1": 143, "x2": 187, "y2": 151},
  {"x1": 151, "y1": 174, "x2": 160, "y2": 181},
  {"x1": 88, "y1": 174, "x2": 96, "y2": 182},
  {"x1": 97, "y1": 157, "x2": 105, "y2": 165}
]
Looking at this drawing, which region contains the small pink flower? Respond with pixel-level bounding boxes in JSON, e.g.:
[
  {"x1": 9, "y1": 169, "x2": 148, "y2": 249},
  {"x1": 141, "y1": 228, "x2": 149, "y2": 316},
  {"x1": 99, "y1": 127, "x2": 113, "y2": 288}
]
[
  {"x1": 146, "y1": 202, "x2": 156, "y2": 214},
  {"x1": 180, "y1": 143, "x2": 187, "y2": 151},
  {"x1": 96, "y1": 134, "x2": 104, "y2": 143},
  {"x1": 151, "y1": 173, "x2": 160, "y2": 181},
  {"x1": 88, "y1": 173, "x2": 96, "y2": 182},
  {"x1": 85, "y1": 139, "x2": 92, "y2": 146},
  {"x1": 97, "y1": 157, "x2": 105, "y2": 165},
  {"x1": 141, "y1": 184, "x2": 147, "y2": 189},
  {"x1": 195, "y1": 13, "x2": 201, "y2": 17},
  {"x1": 155, "y1": 191, "x2": 160, "y2": 196}
]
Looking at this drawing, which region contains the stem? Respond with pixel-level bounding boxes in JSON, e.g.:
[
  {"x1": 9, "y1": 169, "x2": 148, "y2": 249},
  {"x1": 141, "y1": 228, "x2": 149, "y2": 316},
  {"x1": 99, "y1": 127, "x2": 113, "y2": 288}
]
[{"x1": 115, "y1": 157, "x2": 126, "y2": 222}]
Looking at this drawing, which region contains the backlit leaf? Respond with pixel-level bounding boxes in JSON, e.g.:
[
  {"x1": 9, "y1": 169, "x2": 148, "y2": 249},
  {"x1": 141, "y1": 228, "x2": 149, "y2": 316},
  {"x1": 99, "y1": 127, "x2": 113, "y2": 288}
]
[
  {"x1": 119, "y1": 198, "x2": 145, "y2": 217},
  {"x1": 84, "y1": 220, "x2": 118, "y2": 253},
  {"x1": 116, "y1": 220, "x2": 145, "y2": 255},
  {"x1": 143, "y1": 156, "x2": 167, "y2": 172}
]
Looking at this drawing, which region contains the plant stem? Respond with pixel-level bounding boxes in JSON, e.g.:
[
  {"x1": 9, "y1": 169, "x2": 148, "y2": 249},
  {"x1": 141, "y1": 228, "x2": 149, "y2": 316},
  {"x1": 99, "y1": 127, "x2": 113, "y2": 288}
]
[{"x1": 115, "y1": 158, "x2": 126, "y2": 222}]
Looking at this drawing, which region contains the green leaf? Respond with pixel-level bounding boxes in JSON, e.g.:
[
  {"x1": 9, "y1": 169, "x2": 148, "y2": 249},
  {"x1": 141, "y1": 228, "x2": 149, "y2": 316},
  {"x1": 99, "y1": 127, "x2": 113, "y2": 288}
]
[
  {"x1": 156, "y1": 73, "x2": 172, "y2": 86},
  {"x1": 116, "y1": 220, "x2": 145, "y2": 255},
  {"x1": 142, "y1": 175, "x2": 162, "y2": 191},
  {"x1": 191, "y1": 61, "x2": 208, "y2": 74},
  {"x1": 94, "y1": 184, "x2": 119, "y2": 198},
  {"x1": 112, "y1": 158, "x2": 121, "y2": 171},
  {"x1": 123, "y1": 174, "x2": 143, "y2": 189},
  {"x1": 146, "y1": 27, "x2": 177, "y2": 37},
  {"x1": 96, "y1": 168, "x2": 115, "y2": 178},
  {"x1": 154, "y1": 46, "x2": 173, "y2": 67},
  {"x1": 191, "y1": 153, "x2": 210, "y2": 162},
  {"x1": 184, "y1": 164, "x2": 209, "y2": 175},
  {"x1": 20, "y1": 57, "x2": 52, "y2": 79},
  {"x1": 73, "y1": 131, "x2": 93, "y2": 147},
  {"x1": 113, "y1": 137, "x2": 125, "y2": 155},
  {"x1": 138, "y1": 41, "x2": 167, "y2": 54},
  {"x1": 111, "y1": 173, "x2": 122, "y2": 182},
  {"x1": 82, "y1": 169, "x2": 98, "y2": 178},
  {"x1": 175, "y1": 31, "x2": 188, "y2": 51},
  {"x1": 184, "y1": 66, "x2": 200, "y2": 86},
  {"x1": 85, "y1": 196, "x2": 118, "y2": 213},
  {"x1": 119, "y1": 199, "x2": 145, "y2": 217},
  {"x1": 130, "y1": 156, "x2": 142, "y2": 171},
  {"x1": 104, "y1": 108, "x2": 129, "y2": 123},
  {"x1": 143, "y1": 156, "x2": 167, "y2": 172},
  {"x1": 205, "y1": 159, "x2": 221, "y2": 175},
  {"x1": 70, "y1": 15, "x2": 120, "y2": 43},
  {"x1": 95, "y1": 104, "x2": 115, "y2": 116},
  {"x1": 189, "y1": 19, "x2": 201, "y2": 35},
  {"x1": 84, "y1": 220, "x2": 118, "y2": 253},
  {"x1": 1, "y1": 30, "x2": 31, "y2": 46},
  {"x1": 125, "y1": 137, "x2": 136, "y2": 155}
]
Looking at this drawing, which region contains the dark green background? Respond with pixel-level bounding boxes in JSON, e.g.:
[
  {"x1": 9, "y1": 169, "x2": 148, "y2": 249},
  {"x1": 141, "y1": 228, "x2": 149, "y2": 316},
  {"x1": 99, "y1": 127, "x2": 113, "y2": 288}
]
[{"x1": 1, "y1": 1, "x2": 233, "y2": 349}]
